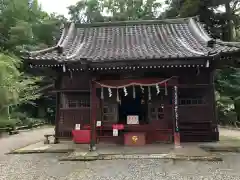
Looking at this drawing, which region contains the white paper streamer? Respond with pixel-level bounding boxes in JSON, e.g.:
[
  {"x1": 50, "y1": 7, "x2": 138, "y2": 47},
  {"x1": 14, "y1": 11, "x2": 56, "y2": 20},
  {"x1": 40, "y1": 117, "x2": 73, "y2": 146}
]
[
  {"x1": 108, "y1": 88, "x2": 112, "y2": 97},
  {"x1": 140, "y1": 86, "x2": 144, "y2": 93},
  {"x1": 124, "y1": 87, "x2": 128, "y2": 96},
  {"x1": 156, "y1": 84, "x2": 160, "y2": 95},
  {"x1": 117, "y1": 89, "x2": 120, "y2": 102}
]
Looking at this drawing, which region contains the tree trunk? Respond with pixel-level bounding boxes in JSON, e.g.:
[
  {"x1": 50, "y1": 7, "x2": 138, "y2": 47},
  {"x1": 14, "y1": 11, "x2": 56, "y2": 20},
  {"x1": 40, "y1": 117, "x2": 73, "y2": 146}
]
[
  {"x1": 225, "y1": 2, "x2": 234, "y2": 41},
  {"x1": 234, "y1": 99, "x2": 240, "y2": 123}
]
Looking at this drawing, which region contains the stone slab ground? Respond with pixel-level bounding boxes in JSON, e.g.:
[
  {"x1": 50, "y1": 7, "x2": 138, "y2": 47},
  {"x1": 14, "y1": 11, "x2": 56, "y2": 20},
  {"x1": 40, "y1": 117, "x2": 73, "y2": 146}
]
[
  {"x1": 200, "y1": 135, "x2": 240, "y2": 153},
  {"x1": 10, "y1": 127, "x2": 240, "y2": 162},
  {"x1": 9, "y1": 140, "x2": 222, "y2": 161}
]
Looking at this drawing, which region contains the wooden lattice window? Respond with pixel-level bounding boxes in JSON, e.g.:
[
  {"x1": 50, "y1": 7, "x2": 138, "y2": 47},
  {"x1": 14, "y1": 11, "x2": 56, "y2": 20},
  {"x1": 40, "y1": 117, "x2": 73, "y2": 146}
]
[
  {"x1": 178, "y1": 88, "x2": 206, "y2": 105},
  {"x1": 61, "y1": 93, "x2": 90, "y2": 108},
  {"x1": 179, "y1": 98, "x2": 204, "y2": 105},
  {"x1": 149, "y1": 103, "x2": 164, "y2": 121},
  {"x1": 102, "y1": 103, "x2": 118, "y2": 123}
]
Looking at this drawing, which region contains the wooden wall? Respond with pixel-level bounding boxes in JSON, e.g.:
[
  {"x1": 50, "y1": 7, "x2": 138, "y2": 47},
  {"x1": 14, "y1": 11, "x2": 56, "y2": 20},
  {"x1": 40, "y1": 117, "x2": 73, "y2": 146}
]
[
  {"x1": 58, "y1": 73, "x2": 91, "y2": 138},
  {"x1": 56, "y1": 68, "x2": 218, "y2": 142}
]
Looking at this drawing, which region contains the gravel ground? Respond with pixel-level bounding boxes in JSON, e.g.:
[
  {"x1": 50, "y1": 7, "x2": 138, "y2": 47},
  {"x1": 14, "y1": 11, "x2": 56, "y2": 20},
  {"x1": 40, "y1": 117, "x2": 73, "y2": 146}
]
[
  {"x1": 0, "y1": 153, "x2": 240, "y2": 180},
  {"x1": 1, "y1": 127, "x2": 240, "y2": 180}
]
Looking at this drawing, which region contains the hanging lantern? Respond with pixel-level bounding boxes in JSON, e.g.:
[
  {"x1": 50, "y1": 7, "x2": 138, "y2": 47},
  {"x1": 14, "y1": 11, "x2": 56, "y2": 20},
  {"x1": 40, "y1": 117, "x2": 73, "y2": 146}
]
[
  {"x1": 156, "y1": 83, "x2": 160, "y2": 95},
  {"x1": 108, "y1": 88, "x2": 112, "y2": 97},
  {"x1": 124, "y1": 87, "x2": 128, "y2": 96},
  {"x1": 165, "y1": 82, "x2": 168, "y2": 96},
  {"x1": 133, "y1": 86, "x2": 136, "y2": 99},
  {"x1": 148, "y1": 86, "x2": 151, "y2": 101},
  {"x1": 101, "y1": 87, "x2": 104, "y2": 99}
]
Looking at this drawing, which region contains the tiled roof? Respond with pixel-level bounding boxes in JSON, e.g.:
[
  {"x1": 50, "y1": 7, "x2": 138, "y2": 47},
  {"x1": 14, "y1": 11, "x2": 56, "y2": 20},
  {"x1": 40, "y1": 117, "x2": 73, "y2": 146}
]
[{"x1": 23, "y1": 17, "x2": 240, "y2": 63}]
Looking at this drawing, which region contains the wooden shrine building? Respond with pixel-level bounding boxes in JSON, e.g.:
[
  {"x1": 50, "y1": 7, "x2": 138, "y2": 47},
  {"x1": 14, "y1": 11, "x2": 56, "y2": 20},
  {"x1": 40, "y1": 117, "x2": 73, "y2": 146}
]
[{"x1": 22, "y1": 17, "x2": 240, "y2": 148}]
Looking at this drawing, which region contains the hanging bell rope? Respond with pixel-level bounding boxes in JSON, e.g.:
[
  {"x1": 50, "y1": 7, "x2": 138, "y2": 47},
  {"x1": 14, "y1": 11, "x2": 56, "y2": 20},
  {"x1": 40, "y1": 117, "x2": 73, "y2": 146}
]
[
  {"x1": 101, "y1": 87, "x2": 104, "y2": 99},
  {"x1": 133, "y1": 85, "x2": 136, "y2": 99},
  {"x1": 108, "y1": 88, "x2": 112, "y2": 97},
  {"x1": 148, "y1": 86, "x2": 151, "y2": 101},
  {"x1": 116, "y1": 88, "x2": 120, "y2": 102},
  {"x1": 165, "y1": 82, "x2": 168, "y2": 96},
  {"x1": 124, "y1": 87, "x2": 128, "y2": 96}
]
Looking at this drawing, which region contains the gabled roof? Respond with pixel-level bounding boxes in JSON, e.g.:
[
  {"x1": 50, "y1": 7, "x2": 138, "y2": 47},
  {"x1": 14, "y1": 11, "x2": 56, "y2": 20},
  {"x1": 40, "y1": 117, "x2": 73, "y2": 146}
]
[{"x1": 23, "y1": 17, "x2": 240, "y2": 63}]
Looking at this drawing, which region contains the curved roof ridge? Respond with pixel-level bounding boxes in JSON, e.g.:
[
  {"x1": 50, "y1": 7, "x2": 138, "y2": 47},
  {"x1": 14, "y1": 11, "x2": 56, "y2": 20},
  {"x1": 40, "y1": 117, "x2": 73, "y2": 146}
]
[
  {"x1": 188, "y1": 18, "x2": 213, "y2": 44},
  {"x1": 216, "y1": 40, "x2": 240, "y2": 48},
  {"x1": 22, "y1": 17, "x2": 240, "y2": 63},
  {"x1": 22, "y1": 23, "x2": 67, "y2": 56},
  {"x1": 58, "y1": 23, "x2": 75, "y2": 53},
  {"x1": 73, "y1": 17, "x2": 191, "y2": 28}
]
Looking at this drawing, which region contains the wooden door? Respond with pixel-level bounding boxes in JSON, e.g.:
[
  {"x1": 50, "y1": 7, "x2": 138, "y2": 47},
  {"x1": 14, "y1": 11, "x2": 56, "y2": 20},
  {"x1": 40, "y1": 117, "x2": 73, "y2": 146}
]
[
  {"x1": 148, "y1": 102, "x2": 165, "y2": 127},
  {"x1": 148, "y1": 100, "x2": 172, "y2": 143},
  {"x1": 102, "y1": 102, "x2": 118, "y2": 125}
]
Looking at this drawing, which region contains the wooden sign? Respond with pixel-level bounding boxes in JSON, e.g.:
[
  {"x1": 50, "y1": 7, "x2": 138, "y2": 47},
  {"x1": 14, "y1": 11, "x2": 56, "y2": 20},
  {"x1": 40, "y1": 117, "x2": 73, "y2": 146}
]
[
  {"x1": 127, "y1": 115, "x2": 139, "y2": 125},
  {"x1": 75, "y1": 124, "x2": 81, "y2": 130},
  {"x1": 113, "y1": 129, "x2": 118, "y2": 136}
]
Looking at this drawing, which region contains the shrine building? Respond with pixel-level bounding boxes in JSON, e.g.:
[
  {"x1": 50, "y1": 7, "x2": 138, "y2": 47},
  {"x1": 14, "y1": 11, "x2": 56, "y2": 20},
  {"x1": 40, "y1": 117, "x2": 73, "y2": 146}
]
[{"x1": 22, "y1": 17, "x2": 240, "y2": 149}]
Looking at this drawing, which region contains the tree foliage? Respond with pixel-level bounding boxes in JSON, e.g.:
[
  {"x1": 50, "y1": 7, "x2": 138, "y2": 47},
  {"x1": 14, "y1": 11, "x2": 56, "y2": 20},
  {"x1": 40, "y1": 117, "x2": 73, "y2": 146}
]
[
  {"x1": 68, "y1": 0, "x2": 162, "y2": 23},
  {"x1": 0, "y1": 0, "x2": 63, "y2": 127}
]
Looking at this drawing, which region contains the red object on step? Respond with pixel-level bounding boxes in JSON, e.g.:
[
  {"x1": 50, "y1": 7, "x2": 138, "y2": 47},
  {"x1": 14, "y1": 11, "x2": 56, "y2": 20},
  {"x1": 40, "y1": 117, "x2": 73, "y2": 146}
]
[
  {"x1": 112, "y1": 124, "x2": 124, "y2": 130},
  {"x1": 174, "y1": 132, "x2": 181, "y2": 147},
  {"x1": 72, "y1": 130, "x2": 91, "y2": 144}
]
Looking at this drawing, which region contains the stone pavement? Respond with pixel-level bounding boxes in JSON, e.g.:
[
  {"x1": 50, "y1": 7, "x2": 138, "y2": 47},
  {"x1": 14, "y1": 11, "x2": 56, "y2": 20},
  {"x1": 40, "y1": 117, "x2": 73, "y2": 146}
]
[
  {"x1": 11, "y1": 141, "x2": 222, "y2": 161},
  {"x1": 0, "y1": 126, "x2": 54, "y2": 157},
  {"x1": 8, "y1": 127, "x2": 240, "y2": 162},
  {"x1": 200, "y1": 135, "x2": 240, "y2": 152},
  {"x1": 198, "y1": 128, "x2": 240, "y2": 153},
  {"x1": 219, "y1": 127, "x2": 240, "y2": 139}
]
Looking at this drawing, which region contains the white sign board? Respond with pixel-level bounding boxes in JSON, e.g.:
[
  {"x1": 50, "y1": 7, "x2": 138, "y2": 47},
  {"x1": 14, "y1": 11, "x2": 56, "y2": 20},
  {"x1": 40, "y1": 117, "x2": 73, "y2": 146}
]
[
  {"x1": 127, "y1": 115, "x2": 139, "y2": 125},
  {"x1": 75, "y1": 124, "x2": 81, "y2": 130},
  {"x1": 96, "y1": 121, "x2": 101, "y2": 127},
  {"x1": 113, "y1": 129, "x2": 118, "y2": 136}
]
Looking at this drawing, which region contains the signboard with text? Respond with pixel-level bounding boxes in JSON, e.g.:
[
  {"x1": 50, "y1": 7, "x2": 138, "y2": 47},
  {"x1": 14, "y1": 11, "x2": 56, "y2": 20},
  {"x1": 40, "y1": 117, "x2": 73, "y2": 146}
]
[{"x1": 127, "y1": 115, "x2": 139, "y2": 125}]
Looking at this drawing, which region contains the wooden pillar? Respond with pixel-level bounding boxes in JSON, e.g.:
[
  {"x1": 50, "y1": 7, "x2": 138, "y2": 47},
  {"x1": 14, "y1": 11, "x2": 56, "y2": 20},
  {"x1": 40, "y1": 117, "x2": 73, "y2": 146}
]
[
  {"x1": 210, "y1": 70, "x2": 219, "y2": 141},
  {"x1": 173, "y1": 85, "x2": 181, "y2": 148},
  {"x1": 54, "y1": 75, "x2": 61, "y2": 144},
  {"x1": 90, "y1": 79, "x2": 97, "y2": 151}
]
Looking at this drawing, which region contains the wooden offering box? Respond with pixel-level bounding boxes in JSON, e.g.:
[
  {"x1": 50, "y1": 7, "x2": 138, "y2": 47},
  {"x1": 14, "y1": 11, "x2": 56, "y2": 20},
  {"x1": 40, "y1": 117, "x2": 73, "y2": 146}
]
[
  {"x1": 72, "y1": 130, "x2": 91, "y2": 144},
  {"x1": 124, "y1": 132, "x2": 146, "y2": 146}
]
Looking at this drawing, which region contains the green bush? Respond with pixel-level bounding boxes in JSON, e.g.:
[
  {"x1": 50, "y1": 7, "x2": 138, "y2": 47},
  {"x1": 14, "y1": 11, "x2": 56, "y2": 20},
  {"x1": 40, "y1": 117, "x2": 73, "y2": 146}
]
[{"x1": 0, "y1": 117, "x2": 17, "y2": 129}]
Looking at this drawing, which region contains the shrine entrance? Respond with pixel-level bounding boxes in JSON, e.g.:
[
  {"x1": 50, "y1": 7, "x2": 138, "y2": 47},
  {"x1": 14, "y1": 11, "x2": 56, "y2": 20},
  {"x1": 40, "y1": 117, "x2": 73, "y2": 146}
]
[
  {"x1": 95, "y1": 77, "x2": 177, "y2": 145},
  {"x1": 118, "y1": 87, "x2": 148, "y2": 125}
]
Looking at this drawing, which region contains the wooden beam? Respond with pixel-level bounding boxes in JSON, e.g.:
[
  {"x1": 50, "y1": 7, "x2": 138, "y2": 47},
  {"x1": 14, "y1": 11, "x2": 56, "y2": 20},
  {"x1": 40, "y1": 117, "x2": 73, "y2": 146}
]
[
  {"x1": 54, "y1": 75, "x2": 62, "y2": 144},
  {"x1": 90, "y1": 78, "x2": 97, "y2": 151}
]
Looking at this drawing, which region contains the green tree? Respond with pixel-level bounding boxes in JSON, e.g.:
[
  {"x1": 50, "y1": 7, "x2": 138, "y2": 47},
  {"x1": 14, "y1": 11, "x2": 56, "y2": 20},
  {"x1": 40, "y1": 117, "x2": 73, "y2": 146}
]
[
  {"x1": 0, "y1": 0, "x2": 64, "y2": 127},
  {"x1": 68, "y1": 0, "x2": 162, "y2": 23},
  {"x1": 0, "y1": 53, "x2": 41, "y2": 125},
  {"x1": 163, "y1": 0, "x2": 240, "y2": 41}
]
